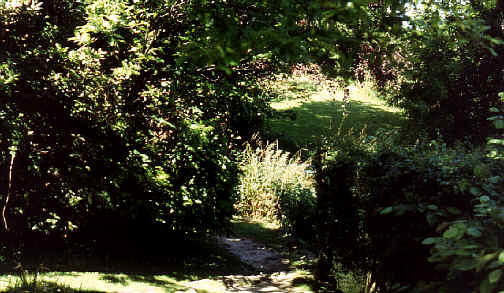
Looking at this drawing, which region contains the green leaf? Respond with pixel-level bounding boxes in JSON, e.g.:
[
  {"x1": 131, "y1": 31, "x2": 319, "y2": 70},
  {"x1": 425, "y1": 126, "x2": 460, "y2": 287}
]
[
  {"x1": 422, "y1": 237, "x2": 438, "y2": 245},
  {"x1": 464, "y1": 245, "x2": 480, "y2": 249},
  {"x1": 380, "y1": 207, "x2": 393, "y2": 215},
  {"x1": 455, "y1": 249, "x2": 474, "y2": 256},
  {"x1": 480, "y1": 195, "x2": 490, "y2": 202},
  {"x1": 439, "y1": 248, "x2": 457, "y2": 257},
  {"x1": 495, "y1": 120, "x2": 504, "y2": 129},
  {"x1": 470, "y1": 187, "x2": 482, "y2": 196},
  {"x1": 488, "y1": 139, "x2": 504, "y2": 145},
  {"x1": 443, "y1": 223, "x2": 465, "y2": 239},
  {"x1": 489, "y1": 47, "x2": 498, "y2": 57},
  {"x1": 498, "y1": 251, "x2": 504, "y2": 264},
  {"x1": 489, "y1": 269, "x2": 502, "y2": 284},
  {"x1": 466, "y1": 227, "x2": 482, "y2": 238},
  {"x1": 454, "y1": 258, "x2": 478, "y2": 271},
  {"x1": 428, "y1": 255, "x2": 444, "y2": 263},
  {"x1": 478, "y1": 253, "x2": 498, "y2": 271},
  {"x1": 426, "y1": 213, "x2": 438, "y2": 225}
]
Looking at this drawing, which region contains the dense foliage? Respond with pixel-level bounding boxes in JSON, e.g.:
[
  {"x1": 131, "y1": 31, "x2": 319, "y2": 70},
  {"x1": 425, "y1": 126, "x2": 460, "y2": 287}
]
[
  {"x1": 1, "y1": 0, "x2": 503, "y2": 291},
  {"x1": 314, "y1": 1, "x2": 504, "y2": 289},
  {"x1": 314, "y1": 110, "x2": 504, "y2": 292},
  {"x1": 367, "y1": 0, "x2": 504, "y2": 143},
  {"x1": 0, "y1": 0, "x2": 249, "y2": 253},
  {"x1": 0, "y1": 0, "x2": 391, "y2": 255}
]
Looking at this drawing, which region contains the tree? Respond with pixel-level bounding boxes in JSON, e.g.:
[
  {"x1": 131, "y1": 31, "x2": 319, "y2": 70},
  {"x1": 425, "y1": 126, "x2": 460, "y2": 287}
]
[{"x1": 372, "y1": 0, "x2": 504, "y2": 143}]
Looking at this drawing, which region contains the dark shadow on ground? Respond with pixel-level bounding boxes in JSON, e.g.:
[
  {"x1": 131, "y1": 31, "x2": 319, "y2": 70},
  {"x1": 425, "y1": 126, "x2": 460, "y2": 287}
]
[
  {"x1": 100, "y1": 274, "x2": 129, "y2": 285},
  {"x1": 1, "y1": 219, "x2": 318, "y2": 293},
  {"x1": 0, "y1": 236, "x2": 250, "y2": 292},
  {"x1": 266, "y1": 98, "x2": 409, "y2": 153},
  {"x1": 292, "y1": 276, "x2": 317, "y2": 291}
]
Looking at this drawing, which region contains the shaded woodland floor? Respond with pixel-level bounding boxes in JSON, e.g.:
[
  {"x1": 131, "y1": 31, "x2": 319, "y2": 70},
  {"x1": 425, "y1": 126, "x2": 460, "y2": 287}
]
[{"x1": 0, "y1": 218, "x2": 316, "y2": 293}]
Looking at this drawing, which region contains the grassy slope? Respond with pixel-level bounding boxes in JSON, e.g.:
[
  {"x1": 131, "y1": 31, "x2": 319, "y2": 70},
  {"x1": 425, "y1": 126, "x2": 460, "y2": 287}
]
[{"x1": 265, "y1": 74, "x2": 406, "y2": 152}]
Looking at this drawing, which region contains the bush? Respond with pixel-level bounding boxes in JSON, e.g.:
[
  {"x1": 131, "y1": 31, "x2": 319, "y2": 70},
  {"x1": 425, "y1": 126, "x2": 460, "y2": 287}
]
[
  {"x1": 314, "y1": 128, "x2": 504, "y2": 292},
  {"x1": 417, "y1": 106, "x2": 504, "y2": 293},
  {"x1": 0, "y1": 0, "x2": 266, "y2": 253},
  {"x1": 312, "y1": 130, "x2": 371, "y2": 285},
  {"x1": 235, "y1": 139, "x2": 316, "y2": 240},
  {"x1": 0, "y1": 0, "x2": 414, "y2": 255},
  {"x1": 359, "y1": 141, "x2": 480, "y2": 291}
]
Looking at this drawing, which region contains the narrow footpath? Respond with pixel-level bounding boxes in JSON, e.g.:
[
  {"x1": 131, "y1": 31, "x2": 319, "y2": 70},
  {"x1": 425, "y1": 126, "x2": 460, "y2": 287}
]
[{"x1": 181, "y1": 235, "x2": 316, "y2": 293}]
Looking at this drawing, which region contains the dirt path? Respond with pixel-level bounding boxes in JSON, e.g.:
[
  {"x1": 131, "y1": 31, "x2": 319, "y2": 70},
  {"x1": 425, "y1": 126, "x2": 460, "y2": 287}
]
[
  {"x1": 216, "y1": 236, "x2": 288, "y2": 273},
  {"x1": 181, "y1": 236, "x2": 315, "y2": 293}
]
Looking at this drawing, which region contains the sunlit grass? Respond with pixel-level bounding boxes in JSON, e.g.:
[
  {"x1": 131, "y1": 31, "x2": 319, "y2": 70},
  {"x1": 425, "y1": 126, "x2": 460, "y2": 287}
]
[
  {"x1": 264, "y1": 72, "x2": 407, "y2": 152},
  {"x1": 0, "y1": 272, "x2": 188, "y2": 293},
  {"x1": 270, "y1": 78, "x2": 401, "y2": 113},
  {"x1": 231, "y1": 216, "x2": 283, "y2": 250},
  {"x1": 0, "y1": 271, "x2": 242, "y2": 293}
]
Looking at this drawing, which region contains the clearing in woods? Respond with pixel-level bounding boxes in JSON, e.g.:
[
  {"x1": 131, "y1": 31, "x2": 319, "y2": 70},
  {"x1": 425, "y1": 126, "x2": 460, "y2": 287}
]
[
  {"x1": 263, "y1": 64, "x2": 406, "y2": 152},
  {"x1": 0, "y1": 67, "x2": 403, "y2": 293}
]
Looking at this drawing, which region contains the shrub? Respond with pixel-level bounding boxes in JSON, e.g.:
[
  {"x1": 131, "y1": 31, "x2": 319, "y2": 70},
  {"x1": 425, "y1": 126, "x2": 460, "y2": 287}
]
[
  {"x1": 314, "y1": 127, "x2": 504, "y2": 292},
  {"x1": 417, "y1": 105, "x2": 504, "y2": 293},
  {"x1": 312, "y1": 130, "x2": 371, "y2": 284},
  {"x1": 0, "y1": 0, "x2": 260, "y2": 253},
  {"x1": 358, "y1": 141, "x2": 481, "y2": 291}
]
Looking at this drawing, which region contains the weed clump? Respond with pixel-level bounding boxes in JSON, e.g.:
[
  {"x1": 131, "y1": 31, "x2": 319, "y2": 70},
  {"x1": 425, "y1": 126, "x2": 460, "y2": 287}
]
[{"x1": 235, "y1": 139, "x2": 316, "y2": 239}]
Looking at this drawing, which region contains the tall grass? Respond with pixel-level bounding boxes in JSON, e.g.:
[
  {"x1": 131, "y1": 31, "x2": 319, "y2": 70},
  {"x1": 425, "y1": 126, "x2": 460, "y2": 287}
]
[{"x1": 235, "y1": 138, "x2": 314, "y2": 224}]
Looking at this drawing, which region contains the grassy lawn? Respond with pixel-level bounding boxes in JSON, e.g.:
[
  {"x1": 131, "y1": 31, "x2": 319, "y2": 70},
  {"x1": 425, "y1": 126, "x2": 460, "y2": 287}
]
[
  {"x1": 0, "y1": 272, "x2": 186, "y2": 293},
  {"x1": 264, "y1": 73, "x2": 407, "y2": 152}
]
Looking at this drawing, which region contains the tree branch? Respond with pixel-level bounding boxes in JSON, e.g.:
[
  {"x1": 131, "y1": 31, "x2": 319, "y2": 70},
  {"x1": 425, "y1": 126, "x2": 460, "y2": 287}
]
[{"x1": 2, "y1": 152, "x2": 15, "y2": 231}]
